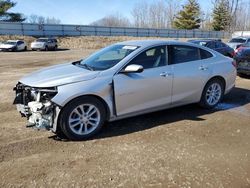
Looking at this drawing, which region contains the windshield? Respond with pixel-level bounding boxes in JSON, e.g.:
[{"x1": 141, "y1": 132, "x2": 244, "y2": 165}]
[
  {"x1": 36, "y1": 39, "x2": 48, "y2": 42},
  {"x1": 79, "y1": 44, "x2": 139, "y2": 70},
  {"x1": 4, "y1": 41, "x2": 16, "y2": 45},
  {"x1": 229, "y1": 38, "x2": 246, "y2": 43}
]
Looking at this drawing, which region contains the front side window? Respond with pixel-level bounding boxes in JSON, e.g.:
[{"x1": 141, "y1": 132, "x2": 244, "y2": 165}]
[
  {"x1": 168, "y1": 45, "x2": 200, "y2": 64},
  {"x1": 127, "y1": 46, "x2": 167, "y2": 69},
  {"x1": 80, "y1": 44, "x2": 138, "y2": 70}
]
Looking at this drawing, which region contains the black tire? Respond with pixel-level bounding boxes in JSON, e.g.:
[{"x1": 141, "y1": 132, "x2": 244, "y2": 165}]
[
  {"x1": 58, "y1": 96, "x2": 106, "y2": 141},
  {"x1": 54, "y1": 45, "x2": 58, "y2": 51},
  {"x1": 45, "y1": 46, "x2": 48, "y2": 51},
  {"x1": 24, "y1": 46, "x2": 27, "y2": 51},
  {"x1": 12, "y1": 47, "x2": 17, "y2": 52},
  {"x1": 199, "y1": 78, "x2": 225, "y2": 109}
]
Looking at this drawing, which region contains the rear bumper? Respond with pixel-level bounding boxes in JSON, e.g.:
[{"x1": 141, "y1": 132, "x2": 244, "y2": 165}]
[
  {"x1": 237, "y1": 67, "x2": 250, "y2": 75},
  {"x1": 31, "y1": 45, "x2": 45, "y2": 50}
]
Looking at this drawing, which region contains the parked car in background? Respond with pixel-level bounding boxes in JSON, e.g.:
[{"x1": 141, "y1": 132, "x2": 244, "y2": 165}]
[
  {"x1": 31, "y1": 38, "x2": 58, "y2": 51},
  {"x1": 227, "y1": 37, "x2": 250, "y2": 50},
  {"x1": 14, "y1": 40, "x2": 236, "y2": 140},
  {"x1": 234, "y1": 47, "x2": 250, "y2": 76},
  {"x1": 188, "y1": 39, "x2": 234, "y2": 58},
  {"x1": 234, "y1": 42, "x2": 250, "y2": 53},
  {"x1": 0, "y1": 40, "x2": 27, "y2": 52}
]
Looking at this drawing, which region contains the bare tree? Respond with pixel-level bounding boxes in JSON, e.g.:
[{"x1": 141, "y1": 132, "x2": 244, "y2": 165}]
[
  {"x1": 165, "y1": 0, "x2": 182, "y2": 28},
  {"x1": 131, "y1": 1, "x2": 149, "y2": 28},
  {"x1": 28, "y1": 14, "x2": 39, "y2": 24},
  {"x1": 26, "y1": 14, "x2": 61, "y2": 24},
  {"x1": 46, "y1": 17, "x2": 61, "y2": 24},
  {"x1": 91, "y1": 13, "x2": 130, "y2": 27},
  {"x1": 131, "y1": 0, "x2": 181, "y2": 29}
]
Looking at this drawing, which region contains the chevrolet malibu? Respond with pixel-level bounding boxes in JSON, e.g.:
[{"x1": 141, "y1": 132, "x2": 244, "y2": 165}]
[{"x1": 14, "y1": 40, "x2": 236, "y2": 140}]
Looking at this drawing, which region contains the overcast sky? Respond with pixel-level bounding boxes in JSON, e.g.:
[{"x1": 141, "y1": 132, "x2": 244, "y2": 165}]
[{"x1": 11, "y1": 0, "x2": 212, "y2": 25}]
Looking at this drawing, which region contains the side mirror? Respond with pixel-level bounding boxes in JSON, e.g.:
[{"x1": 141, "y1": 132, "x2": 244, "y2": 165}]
[{"x1": 121, "y1": 64, "x2": 144, "y2": 73}]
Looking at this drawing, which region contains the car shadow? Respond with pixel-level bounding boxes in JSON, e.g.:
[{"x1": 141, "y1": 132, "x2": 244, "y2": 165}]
[{"x1": 50, "y1": 87, "x2": 250, "y2": 142}]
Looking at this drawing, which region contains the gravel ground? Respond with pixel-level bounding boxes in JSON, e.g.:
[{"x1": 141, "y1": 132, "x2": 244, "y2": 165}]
[{"x1": 0, "y1": 49, "x2": 250, "y2": 188}]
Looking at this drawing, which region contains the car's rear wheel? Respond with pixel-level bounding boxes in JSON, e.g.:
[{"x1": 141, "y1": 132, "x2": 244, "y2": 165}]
[
  {"x1": 58, "y1": 96, "x2": 106, "y2": 140},
  {"x1": 199, "y1": 79, "x2": 224, "y2": 109}
]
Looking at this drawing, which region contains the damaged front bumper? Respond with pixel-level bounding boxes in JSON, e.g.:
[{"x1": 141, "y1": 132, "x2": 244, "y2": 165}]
[{"x1": 13, "y1": 83, "x2": 60, "y2": 131}]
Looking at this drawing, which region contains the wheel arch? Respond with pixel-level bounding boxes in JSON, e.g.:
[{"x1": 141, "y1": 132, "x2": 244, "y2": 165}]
[
  {"x1": 201, "y1": 75, "x2": 226, "y2": 100},
  {"x1": 57, "y1": 94, "x2": 111, "y2": 123}
]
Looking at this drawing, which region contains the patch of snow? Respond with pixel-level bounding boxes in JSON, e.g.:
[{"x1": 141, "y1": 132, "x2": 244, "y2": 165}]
[{"x1": 216, "y1": 103, "x2": 250, "y2": 117}]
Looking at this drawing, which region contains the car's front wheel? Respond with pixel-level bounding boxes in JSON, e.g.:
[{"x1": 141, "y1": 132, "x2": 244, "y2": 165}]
[
  {"x1": 58, "y1": 96, "x2": 106, "y2": 140},
  {"x1": 199, "y1": 79, "x2": 224, "y2": 109}
]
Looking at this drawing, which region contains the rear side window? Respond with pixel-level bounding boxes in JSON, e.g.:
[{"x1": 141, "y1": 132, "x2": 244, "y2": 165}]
[
  {"x1": 206, "y1": 42, "x2": 215, "y2": 49},
  {"x1": 168, "y1": 45, "x2": 200, "y2": 64},
  {"x1": 200, "y1": 49, "x2": 213, "y2": 59}
]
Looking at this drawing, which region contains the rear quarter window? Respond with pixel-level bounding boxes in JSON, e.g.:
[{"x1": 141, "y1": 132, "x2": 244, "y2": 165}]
[{"x1": 200, "y1": 49, "x2": 213, "y2": 59}]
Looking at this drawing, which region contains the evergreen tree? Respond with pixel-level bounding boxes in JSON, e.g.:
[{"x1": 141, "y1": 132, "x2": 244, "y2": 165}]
[
  {"x1": 212, "y1": 0, "x2": 231, "y2": 31},
  {"x1": 0, "y1": 0, "x2": 25, "y2": 22},
  {"x1": 173, "y1": 0, "x2": 201, "y2": 29}
]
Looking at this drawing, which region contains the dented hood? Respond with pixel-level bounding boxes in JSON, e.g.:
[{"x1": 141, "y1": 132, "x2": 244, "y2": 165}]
[{"x1": 19, "y1": 62, "x2": 100, "y2": 87}]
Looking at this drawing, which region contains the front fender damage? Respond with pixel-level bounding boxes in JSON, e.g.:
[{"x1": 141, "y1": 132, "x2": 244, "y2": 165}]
[{"x1": 13, "y1": 83, "x2": 60, "y2": 132}]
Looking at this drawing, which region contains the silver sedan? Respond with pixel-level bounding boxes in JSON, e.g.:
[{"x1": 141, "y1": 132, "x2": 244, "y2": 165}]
[{"x1": 14, "y1": 40, "x2": 237, "y2": 140}]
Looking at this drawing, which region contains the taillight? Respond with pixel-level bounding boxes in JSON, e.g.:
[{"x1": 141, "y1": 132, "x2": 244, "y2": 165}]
[
  {"x1": 232, "y1": 60, "x2": 237, "y2": 68},
  {"x1": 235, "y1": 47, "x2": 243, "y2": 54}
]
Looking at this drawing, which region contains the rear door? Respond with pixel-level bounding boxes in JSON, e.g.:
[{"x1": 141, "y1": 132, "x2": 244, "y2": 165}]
[
  {"x1": 113, "y1": 45, "x2": 173, "y2": 116},
  {"x1": 168, "y1": 45, "x2": 211, "y2": 106}
]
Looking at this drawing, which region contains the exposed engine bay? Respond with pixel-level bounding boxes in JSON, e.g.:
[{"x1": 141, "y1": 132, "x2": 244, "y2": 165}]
[{"x1": 13, "y1": 83, "x2": 58, "y2": 130}]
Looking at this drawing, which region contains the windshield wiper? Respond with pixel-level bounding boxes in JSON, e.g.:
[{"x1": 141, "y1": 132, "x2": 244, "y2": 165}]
[{"x1": 79, "y1": 64, "x2": 95, "y2": 71}]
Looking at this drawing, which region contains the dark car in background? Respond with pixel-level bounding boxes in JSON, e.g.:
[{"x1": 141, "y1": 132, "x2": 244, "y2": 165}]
[
  {"x1": 234, "y1": 47, "x2": 250, "y2": 77},
  {"x1": 188, "y1": 39, "x2": 234, "y2": 58}
]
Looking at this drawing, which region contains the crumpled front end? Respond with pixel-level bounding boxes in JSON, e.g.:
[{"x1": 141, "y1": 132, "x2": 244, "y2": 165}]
[{"x1": 13, "y1": 82, "x2": 59, "y2": 131}]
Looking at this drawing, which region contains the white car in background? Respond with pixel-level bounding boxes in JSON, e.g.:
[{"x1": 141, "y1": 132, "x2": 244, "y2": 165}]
[
  {"x1": 31, "y1": 38, "x2": 58, "y2": 51},
  {"x1": 0, "y1": 40, "x2": 27, "y2": 51},
  {"x1": 227, "y1": 37, "x2": 250, "y2": 50}
]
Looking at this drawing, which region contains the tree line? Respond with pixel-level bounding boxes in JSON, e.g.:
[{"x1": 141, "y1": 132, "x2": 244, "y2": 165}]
[
  {"x1": 1, "y1": 0, "x2": 250, "y2": 32},
  {"x1": 91, "y1": 0, "x2": 248, "y2": 32}
]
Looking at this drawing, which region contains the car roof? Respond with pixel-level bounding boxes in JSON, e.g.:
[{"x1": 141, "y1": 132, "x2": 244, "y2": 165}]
[
  {"x1": 232, "y1": 36, "x2": 250, "y2": 39},
  {"x1": 117, "y1": 40, "x2": 198, "y2": 48},
  {"x1": 38, "y1": 38, "x2": 56, "y2": 40},
  {"x1": 188, "y1": 39, "x2": 221, "y2": 42},
  {"x1": 7, "y1": 40, "x2": 22, "y2": 42}
]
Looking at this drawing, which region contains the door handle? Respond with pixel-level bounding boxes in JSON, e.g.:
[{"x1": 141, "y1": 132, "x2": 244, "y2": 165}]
[
  {"x1": 199, "y1": 66, "x2": 208, "y2": 71},
  {"x1": 160, "y1": 72, "x2": 172, "y2": 77}
]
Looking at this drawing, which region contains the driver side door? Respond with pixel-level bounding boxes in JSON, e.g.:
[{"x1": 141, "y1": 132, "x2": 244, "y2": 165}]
[{"x1": 113, "y1": 45, "x2": 173, "y2": 117}]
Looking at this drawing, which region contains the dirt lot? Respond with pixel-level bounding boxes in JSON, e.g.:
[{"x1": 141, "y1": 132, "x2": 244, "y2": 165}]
[{"x1": 0, "y1": 47, "x2": 250, "y2": 187}]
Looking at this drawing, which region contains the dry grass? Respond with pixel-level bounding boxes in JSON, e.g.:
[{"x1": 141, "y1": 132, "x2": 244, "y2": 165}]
[
  {"x1": 0, "y1": 35, "x2": 190, "y2": 50},
  {"x1": 0, "y1": 35, "x2": 229, "y2": 51}
]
